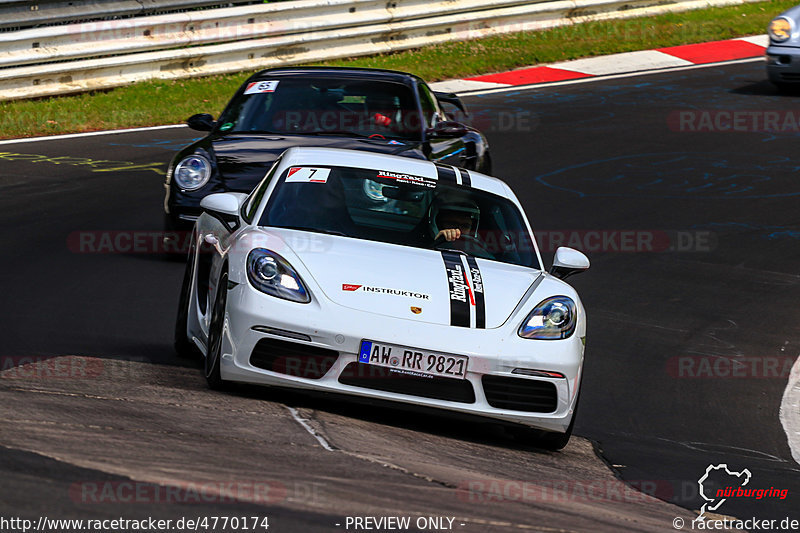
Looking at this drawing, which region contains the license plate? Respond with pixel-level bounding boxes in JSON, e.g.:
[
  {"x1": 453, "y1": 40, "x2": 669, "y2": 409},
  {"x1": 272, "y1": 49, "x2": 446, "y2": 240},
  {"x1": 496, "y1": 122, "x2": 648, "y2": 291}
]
[{"x1": 358, "y1": 340, "x2": 468, "y2": 380}]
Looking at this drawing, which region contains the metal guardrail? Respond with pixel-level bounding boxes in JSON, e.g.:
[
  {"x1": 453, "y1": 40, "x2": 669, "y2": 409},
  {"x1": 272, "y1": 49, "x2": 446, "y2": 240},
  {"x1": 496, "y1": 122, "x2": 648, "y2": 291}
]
[
  {"x1": 1, "y1": 0, "x2": 539, "y2": 67},
  {"x1": 0, "y1": 0, "x2": 266, "y2": 30},
  {"x1": 0, "y1": 0, "x2": 762, "y2": 101}
]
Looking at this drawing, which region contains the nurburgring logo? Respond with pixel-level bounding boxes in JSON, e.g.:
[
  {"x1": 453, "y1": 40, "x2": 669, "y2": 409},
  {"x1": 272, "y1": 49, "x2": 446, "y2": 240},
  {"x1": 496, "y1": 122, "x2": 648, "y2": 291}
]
[{"x1": 696, "y1": 464, "x2": 787, "y2": 521}]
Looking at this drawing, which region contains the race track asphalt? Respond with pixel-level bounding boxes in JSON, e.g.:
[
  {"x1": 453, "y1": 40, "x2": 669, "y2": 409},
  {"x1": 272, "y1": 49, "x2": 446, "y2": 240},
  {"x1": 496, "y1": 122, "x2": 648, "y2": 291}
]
[{"x1": 0, "y1": 59, "x2": 798, "y2": 532}]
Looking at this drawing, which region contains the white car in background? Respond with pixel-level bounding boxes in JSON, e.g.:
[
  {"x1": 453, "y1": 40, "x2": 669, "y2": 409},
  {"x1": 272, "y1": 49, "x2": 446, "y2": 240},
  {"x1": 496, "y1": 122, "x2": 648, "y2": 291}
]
[
  {"x1": 174, "y1": 147, "x2": 590, "y2": 450},
  {"x1": 767, "y1": 6, "x2": 800, "y2": 88}
]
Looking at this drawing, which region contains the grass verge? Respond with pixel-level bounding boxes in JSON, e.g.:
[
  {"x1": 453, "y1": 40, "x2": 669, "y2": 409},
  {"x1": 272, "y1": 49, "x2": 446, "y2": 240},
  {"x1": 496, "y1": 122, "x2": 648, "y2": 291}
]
[{"x1": 0, "y1": 0, "x2": 789, "y2": 139}]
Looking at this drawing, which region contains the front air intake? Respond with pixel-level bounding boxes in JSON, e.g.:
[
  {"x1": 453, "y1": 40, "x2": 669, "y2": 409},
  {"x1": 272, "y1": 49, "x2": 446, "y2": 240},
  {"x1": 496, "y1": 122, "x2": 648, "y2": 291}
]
[
  {"x1": 249, "y1": 338, "x2": 338, "y2": 380},
  {"x1": 482, "y1": 375, "x2": 558, "y2": 413}
]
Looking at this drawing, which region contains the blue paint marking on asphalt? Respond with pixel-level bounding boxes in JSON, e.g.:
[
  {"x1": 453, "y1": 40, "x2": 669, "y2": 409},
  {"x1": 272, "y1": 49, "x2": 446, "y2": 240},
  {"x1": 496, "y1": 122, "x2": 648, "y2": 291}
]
[
  {"x1": 533, "y1": 152, "x2": 800, "y2": 199},
  {"x1": 691, "y1": 222, "x2": 800, "y2": 240}
]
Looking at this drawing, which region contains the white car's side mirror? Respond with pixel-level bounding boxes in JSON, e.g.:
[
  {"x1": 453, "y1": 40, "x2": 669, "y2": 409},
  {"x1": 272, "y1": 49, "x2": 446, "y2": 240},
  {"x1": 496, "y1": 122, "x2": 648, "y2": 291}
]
[
  {"x1": 200, "y1": 192, "x2": 247, "y2": 230},
  {"x1": 200, "y1": 192, "x2": 244, "y2": 216},
  {"x1": 549, "y1": 247, "x2": 590, "y2": 280}
]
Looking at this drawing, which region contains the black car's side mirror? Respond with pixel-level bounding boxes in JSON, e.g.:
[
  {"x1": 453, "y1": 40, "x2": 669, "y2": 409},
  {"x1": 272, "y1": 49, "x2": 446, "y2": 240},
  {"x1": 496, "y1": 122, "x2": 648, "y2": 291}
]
[
  {"x1": 187, "y1": 113, "x2": 216, "y2": 132},
  {"x1": 426, "y1": 121, "x2": 468, "y2": 138},
  {"x1": 434, "y1": 91, "x2": 468, "y2": 115}
]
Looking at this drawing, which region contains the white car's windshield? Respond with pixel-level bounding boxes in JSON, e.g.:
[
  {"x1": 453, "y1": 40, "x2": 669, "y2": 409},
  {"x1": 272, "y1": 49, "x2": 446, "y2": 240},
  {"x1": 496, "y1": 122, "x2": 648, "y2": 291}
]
[{"x1": 259, "y1": 166, "x2": 539, "y2": 268}]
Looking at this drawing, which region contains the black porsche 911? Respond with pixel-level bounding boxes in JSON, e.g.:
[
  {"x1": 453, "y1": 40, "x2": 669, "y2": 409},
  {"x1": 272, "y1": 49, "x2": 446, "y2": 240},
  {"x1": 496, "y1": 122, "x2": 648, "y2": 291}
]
[{"x1": 163, "y1": 66, "x2": 492, "y2": 232}]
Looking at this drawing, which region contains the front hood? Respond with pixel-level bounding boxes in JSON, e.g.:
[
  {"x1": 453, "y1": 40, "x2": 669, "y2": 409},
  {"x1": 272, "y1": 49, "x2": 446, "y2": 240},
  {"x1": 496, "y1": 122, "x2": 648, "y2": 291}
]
[
  {"x1": 209, "y1": 134, "x2": 425, "y2": 192},
  {"x1": 272, "y1": 229, "x2": 539, "y2": 329}
]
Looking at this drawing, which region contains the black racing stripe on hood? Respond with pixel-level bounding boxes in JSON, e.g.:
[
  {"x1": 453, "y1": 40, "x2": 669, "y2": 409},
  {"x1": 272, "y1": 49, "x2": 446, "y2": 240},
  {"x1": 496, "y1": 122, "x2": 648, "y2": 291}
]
[
  {"x1": 435, "y1": 163, "x2": 458, "y2": 185},
  {"x1": 465, "y1": 255, "x2": 485, "y2": 329},
  {"x1": 441, "y1": 251, "x2": 470, "y2": 328},
  {"x1": 457, "y1": 167, "x2": 471, "y2": 187}
]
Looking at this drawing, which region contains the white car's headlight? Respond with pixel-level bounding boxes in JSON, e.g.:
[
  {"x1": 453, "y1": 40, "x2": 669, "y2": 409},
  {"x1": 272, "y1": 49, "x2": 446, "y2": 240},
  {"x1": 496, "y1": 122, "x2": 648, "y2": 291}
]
[
  {"x1": 174, "y1": 154, "x2": 211, "y2": 190},
  {"x1": 518, "y1": 296, "x2": 577, "y2": 340},
  {"x1": 769, "y1": 17, "x2": 793, "y2": 43},
  {"x1": 247, "y1": 248, "x2": 310, "y2": 303}
]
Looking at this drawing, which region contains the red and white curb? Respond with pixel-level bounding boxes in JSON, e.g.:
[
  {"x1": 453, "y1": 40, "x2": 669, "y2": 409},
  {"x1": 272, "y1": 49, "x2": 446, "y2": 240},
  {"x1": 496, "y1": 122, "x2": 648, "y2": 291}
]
[{"x1": 431, "y1": 35, "x2": 768, "y2": 94}]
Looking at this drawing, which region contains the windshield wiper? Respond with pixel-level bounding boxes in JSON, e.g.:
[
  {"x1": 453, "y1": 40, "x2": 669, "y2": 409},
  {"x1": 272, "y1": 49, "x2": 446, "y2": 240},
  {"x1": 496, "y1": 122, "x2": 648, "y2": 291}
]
[{"x1": 276, "y1": 225, "x2": 348, "y2": 237}]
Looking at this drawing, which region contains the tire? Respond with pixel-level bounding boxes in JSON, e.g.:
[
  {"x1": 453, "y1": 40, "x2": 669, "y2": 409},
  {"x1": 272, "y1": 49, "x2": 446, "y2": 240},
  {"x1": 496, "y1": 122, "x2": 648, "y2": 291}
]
[
  {"x1": 536, "y1": 415, "x2": 576, "y2": 451},
  {"x1": 512, "y1": 392, "x2": 579, "y2": 451},
  {"x1": 173, "y1": 242, "x2": 199, "y2": 358},
  {"x1": 205, "y1": 271, "x2": 229, "y2": 390}
]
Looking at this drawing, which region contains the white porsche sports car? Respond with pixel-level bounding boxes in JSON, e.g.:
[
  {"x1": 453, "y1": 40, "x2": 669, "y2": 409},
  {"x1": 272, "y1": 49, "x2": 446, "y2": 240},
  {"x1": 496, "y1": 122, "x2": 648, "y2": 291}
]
[{"x1": 175, "y1": 147, "x2": 590, "y2": 450}]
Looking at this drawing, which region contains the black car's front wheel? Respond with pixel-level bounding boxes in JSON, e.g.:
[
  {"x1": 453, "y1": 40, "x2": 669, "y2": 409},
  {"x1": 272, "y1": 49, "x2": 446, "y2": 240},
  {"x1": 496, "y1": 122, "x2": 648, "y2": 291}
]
[{"x1": 205, "y1": 271, "x2": 229, "y2": 390}]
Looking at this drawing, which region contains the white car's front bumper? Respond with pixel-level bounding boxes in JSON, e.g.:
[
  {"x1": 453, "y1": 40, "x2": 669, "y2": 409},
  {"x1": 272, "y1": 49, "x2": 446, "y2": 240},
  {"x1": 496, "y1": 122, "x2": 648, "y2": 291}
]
[{"x1": 219, "y1": 282, "x2": 584, "y2": 434}]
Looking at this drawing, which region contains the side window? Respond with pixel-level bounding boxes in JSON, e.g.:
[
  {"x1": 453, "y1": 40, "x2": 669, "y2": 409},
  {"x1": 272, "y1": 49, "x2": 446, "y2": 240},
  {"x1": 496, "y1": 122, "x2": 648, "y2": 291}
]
[
  {"x1": 242, "y1": 157, "x2": 282, "y2": 223},
  {"x1": 417, "y1": 83, "x2": 439, "y2": 128}
]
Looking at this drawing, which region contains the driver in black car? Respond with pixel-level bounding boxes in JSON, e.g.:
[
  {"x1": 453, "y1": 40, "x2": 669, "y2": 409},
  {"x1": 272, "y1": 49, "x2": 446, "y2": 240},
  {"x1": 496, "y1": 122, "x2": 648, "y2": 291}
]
[{"x1": 430, "y1": 193, "x2": 481, "y2": 243}]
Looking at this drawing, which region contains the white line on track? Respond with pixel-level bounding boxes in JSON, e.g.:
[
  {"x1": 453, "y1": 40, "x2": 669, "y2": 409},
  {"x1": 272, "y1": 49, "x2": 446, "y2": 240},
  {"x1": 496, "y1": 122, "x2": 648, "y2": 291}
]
[
  {"x1": 285, "y1": 406, "x2": 336, "y2": 452},
  {"x1": 780, "y1": 355, "x2": 800, "y2": 465},
  {"x1": 0, "y1": 124, "x2": 186, "y2": 146}
]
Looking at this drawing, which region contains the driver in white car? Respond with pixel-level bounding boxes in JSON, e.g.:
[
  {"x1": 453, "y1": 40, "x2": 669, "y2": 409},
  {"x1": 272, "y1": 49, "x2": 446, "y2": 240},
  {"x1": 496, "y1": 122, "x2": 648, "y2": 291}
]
[{"x1": 430, "y1": 193, "x2": 481, "y2": 243}]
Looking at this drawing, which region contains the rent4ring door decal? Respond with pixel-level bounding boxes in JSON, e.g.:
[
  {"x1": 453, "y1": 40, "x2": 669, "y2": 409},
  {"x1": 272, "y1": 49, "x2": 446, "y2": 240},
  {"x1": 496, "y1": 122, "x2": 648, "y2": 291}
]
[{"x1": 441, "y1": 251, "x2": 485, "y2": 329}]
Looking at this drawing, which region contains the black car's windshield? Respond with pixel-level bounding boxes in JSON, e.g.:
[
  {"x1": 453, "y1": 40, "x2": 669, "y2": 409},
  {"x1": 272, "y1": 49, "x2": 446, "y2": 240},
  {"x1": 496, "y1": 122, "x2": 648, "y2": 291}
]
[
  {"x1": 259, "y1": 166, "x2": 539, "y2": 269},
  {"x1": 217, "y1": 77, "x2": 422, "y2": 141}
]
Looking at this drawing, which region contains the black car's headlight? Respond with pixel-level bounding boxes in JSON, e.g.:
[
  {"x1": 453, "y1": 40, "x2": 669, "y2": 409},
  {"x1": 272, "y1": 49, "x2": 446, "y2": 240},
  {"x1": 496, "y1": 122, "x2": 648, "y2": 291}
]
[
  {"x1": 174, "y1": 154, "x2": 211, "y2": 190},
  {"x1": 518, "y1": 296, "x2": 577, "y2": 340},
  {"x1": 246, "y1": 248, "x2": 310, "y2": 303},
  {"x1": 769, "y1": 17, "x2": 793, "y2": 43}
]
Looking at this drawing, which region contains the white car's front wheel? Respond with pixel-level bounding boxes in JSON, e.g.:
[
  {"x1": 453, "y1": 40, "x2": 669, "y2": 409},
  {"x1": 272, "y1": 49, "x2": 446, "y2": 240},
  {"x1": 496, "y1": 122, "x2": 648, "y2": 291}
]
[
  {"x1": 512, "y1": 392, "x2": 579, "y2": 451},
  {"x1": 205, "y1": 271, "x2": 229, "y2": 390}
]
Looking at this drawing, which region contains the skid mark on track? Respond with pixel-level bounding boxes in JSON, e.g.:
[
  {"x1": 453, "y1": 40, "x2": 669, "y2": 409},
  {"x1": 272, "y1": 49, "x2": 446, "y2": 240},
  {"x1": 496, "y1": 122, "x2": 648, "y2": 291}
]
[
  {"x1": 686, "y1": 320, "x2": 744, "y2": 359},
  {"x1": 780, "y1": 355, "x2": 800, "y2": 465},
  {"x1": 596, "y1": 432, "x2": 797, "y2": 465}
]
